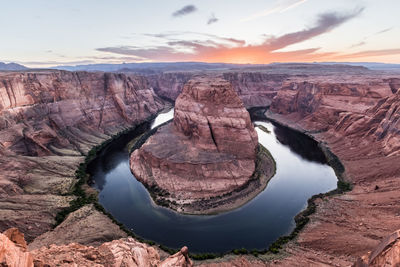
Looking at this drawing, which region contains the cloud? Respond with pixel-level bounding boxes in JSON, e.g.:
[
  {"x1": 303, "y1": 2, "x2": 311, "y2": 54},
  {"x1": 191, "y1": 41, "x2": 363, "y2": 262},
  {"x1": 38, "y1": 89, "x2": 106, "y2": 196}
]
[
  {"x1": 97, "y1": 46, "x2": 178, "y2": 60},
  {"x1": 375, "y1": 27, "x2": 392, "y2": 35},
  {"x1": 96, "y1": 9, "x2": 364, "y2": 64},
  {"x1": 349, "y1": 41, "x2": 366, "y2": 48},
  {"x1": 207, "y1": 14, "x2": 218, "y2": 25},
  {"x1": 172, "y1": 5, "x2": 197, "y2": 17},
  {"x1": 263, "y1": 8, "x2": 364, "y2": 51},
  {"x1": 143, "y1": 31, "x2": 246, "y2": 46},
  {"x1": 241, "y1": 0, "x2": 308, "y2": 22},
  {"x1": 334, "y1": 49, "x2": 400, "y2": 59}
]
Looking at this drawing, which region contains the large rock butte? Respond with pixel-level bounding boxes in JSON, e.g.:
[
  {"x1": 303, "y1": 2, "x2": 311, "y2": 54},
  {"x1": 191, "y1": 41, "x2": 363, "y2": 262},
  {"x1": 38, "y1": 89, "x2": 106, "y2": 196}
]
[{"x1": 130, "y1": 77, "x2": 259, "y2": 211}]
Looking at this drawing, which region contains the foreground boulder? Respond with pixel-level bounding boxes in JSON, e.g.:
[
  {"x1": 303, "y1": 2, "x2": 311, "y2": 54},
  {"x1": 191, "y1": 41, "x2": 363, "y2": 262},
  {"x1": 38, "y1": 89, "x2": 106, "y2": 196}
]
[
  {"x1": 0, "y1": 227, "x2": 192, "y2": 267},
  {"x1": 0, "y1": 229, "x2": 33, "y2": 267},
  {"x1": 32, "y1": 238, "x2": 192, "y2": 267},
  {"x1": 130, "y1": 77, "x2": 261, "y2": 213}
]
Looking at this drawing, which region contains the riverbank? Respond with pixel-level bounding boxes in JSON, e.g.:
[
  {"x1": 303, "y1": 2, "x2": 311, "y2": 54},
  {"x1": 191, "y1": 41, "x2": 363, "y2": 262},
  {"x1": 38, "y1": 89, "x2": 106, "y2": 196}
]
[
  {"x1": 130, "y1": 129, "x2": 277, "y2": 215},
  {"x1": 49, "y1": 106, "x2": 347, "y2": 263},
  {"x1": 83, "y1": 107, "x2": 342, "y2": 260}
]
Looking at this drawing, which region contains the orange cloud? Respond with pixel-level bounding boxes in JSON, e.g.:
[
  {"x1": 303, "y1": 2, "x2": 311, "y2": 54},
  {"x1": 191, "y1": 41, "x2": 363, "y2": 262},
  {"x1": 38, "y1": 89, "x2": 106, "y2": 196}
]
[{"x1": 97, "y1": 9, "x2": 368, "y2": 64}]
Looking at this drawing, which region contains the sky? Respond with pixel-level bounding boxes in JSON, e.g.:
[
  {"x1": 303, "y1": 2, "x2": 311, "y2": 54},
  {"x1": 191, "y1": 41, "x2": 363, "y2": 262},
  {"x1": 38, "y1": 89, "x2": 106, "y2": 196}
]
[{"x1": 1, "y1": 0, "x2": 399, "y2": 67}]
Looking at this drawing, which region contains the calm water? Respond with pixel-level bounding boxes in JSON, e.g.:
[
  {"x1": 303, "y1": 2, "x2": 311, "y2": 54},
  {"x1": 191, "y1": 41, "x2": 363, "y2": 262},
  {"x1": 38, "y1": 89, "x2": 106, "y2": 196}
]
[{"x1": 89, "y1": 109, "x2": 337, "y2": 253}]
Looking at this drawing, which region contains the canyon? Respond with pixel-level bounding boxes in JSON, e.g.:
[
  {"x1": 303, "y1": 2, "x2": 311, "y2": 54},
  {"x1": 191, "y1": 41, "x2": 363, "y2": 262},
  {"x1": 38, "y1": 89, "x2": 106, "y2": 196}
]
[
  {"x1": 0, "y1": 64, "x2": 399, "y2": 266},
  {"x1": 130, "y1": 76, "x2": 275, "y2": 214},
  {"x1": 0, "y1": 71, "x2": 165, "y2": 243}
]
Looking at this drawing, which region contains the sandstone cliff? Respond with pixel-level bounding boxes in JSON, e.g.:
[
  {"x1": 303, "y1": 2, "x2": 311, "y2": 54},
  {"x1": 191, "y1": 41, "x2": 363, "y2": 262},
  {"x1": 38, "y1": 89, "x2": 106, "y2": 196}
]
[
  {"x1": 130, "y1": 77, "x2": 261, "y2": 213},
  {"x1": 147, "y1": 72, "x2": 288, "y2": 108},
  {"x1": 222, "y1": 72, "x2": 288, "y2": 107},
  {"x1": 264, "y1": 74, "x2": 400, "y2": 265},
  {"x1": 0, "y1": 70, "x2": 165, "y2": 241},
  {"x1": 1, "y1": 68, "x2": 399, "y2": 266}
]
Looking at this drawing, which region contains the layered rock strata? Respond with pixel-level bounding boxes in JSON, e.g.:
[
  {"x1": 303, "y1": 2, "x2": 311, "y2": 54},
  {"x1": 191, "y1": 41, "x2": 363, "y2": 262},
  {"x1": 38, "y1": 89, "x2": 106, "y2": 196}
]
[
  {"x1": 0, "y1": 70, "x2": 165, "y2": 241},
  {"x1": 1, "y1": 67, "x2": 399, "y2": 266},
  {"x1": 147, "y1": 72, "x2": 288, "y2": 108},
  {"x1": 130, "y1": 77, "x2": 264, "y2": 213},
  {"x1": 260, "y1": 76, "x2": 400, "y2": 266}
]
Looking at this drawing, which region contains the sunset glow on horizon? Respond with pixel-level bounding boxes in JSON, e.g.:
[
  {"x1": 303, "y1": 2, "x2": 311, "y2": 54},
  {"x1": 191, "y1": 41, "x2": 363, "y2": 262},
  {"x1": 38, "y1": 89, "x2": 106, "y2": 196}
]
[{"x1": 1, "y1": 0, "x2": 400, "y2": 67}]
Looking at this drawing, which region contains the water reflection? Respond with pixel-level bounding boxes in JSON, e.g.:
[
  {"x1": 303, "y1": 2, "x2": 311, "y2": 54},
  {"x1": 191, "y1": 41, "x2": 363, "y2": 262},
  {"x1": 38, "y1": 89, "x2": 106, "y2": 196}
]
[
  {"x1": 90, "y1": 110, "x2": 337, "y2": 253},
  {"x1": 273, "y1": 124, "x2": 326, "y2": 163}
]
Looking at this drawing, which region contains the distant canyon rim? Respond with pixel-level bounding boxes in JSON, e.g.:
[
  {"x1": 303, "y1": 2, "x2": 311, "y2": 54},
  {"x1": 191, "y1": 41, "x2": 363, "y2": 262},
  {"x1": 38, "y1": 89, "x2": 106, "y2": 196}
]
[{"x1": 0, "y1": 63, "x2": 399, "y2": 266}]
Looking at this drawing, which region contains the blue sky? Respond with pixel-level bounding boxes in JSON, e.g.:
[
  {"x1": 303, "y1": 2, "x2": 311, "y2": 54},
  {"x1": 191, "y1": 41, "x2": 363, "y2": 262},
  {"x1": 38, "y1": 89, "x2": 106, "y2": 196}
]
[{"x1": 1, "y1": 0, "x2": 399, "y2": 67}]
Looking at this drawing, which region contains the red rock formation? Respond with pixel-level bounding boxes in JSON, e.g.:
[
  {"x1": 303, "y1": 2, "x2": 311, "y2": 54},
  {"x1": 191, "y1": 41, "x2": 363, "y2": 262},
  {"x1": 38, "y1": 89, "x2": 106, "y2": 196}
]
[
  {"x1": 0, "y1": 227, "x2": 192, "y2": 267},
  {"x1": 148, "y1": 72, "x2": 193, "y2": 101},
  {"x1": 147, "y1": 72, "x2": 288, "y2": 108},
  {"x1": 353, "y1": 230, "x2": 400, "y2": 266},
  {"x1": 130, "y1": 77, "x2": 258, "y2": 211},
  {"x1": 1, "y1": 67, "x2": 399, "y2": 266},
  {"x1": 31, "y1": 238, "x2": 192, "y2": 267},
  {"x1": 222, "y1": 72, "x2": 288, "y2": 107},
  {"x1": 265, "y1": 75, "x2": 400, "y2": 265},
  {"x1": 0, "y1": 230, "x2": 33, "y2": 267},
  {"x1": 28, "y1": 204, "x2": 128, "y2": 250},
  {"x1": 3, "y1": 227, "x2": 28, "y2": 251},
  {"x1": 0, "y1": 71, "x2": 164, "y2": 156},
  {"x1": 334, "y1": 88, "x2": 400, "y2": 156},
  {"x1": 0, "y1": 70, "x2": 165, "y2": 241}
]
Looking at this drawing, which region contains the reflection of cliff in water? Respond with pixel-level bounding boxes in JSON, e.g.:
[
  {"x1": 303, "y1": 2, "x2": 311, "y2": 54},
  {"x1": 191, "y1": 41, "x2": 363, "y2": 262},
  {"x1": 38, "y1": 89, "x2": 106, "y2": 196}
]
[
  {"x1": 273, "y1": 124, "x2": 327, "y2": 164},
  {"x1": 87, "y1": 122, "x2": 151, "y2": 191}
]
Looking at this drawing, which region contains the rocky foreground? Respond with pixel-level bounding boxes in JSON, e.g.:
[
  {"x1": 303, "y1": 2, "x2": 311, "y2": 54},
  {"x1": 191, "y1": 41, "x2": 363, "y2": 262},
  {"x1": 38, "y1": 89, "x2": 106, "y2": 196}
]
[
  {"x1": 0, "y1": 65, "x2": 399, "y2": 266},
  {"x1": 0, "y1": 227, "x2": 192, "y2": 266},
  {"x1": 130, "y1": 77, "x2": 274, "y2": 214}
]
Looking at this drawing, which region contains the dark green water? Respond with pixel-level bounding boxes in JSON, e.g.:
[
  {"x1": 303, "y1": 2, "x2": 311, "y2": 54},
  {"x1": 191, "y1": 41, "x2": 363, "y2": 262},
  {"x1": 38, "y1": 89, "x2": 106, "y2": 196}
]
[{"x1": 89, "y1": 109, "x2": 337, "y2": 253}]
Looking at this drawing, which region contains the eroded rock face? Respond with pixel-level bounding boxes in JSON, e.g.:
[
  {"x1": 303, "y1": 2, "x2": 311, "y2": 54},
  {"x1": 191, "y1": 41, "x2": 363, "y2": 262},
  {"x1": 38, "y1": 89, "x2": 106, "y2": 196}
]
[
  {"x1": 0, "y1": 70, "x2": 165, "y2": 241},
  {"x1": 0, "y1": 230, "x2": 33, "y2": 267},
  {"x1": 147, "y1": 72, "x2": 288, "y2": 108},
  {"x1": 173, "y1": 77, "x2": 258, "y2": 157},
  {"x1": 222, "y1": 72, "x2": 288, "y2": 108},
  {"x1": 0, "y1": 71, "x2": 164, "y2": 156},
  {"x1": 353, "y1": 230, "x2": 400, "y2": 267},
  {"x1": 130, "y1": 77, "x2": 258, "y2": 211},
  {"x1": 31, "y1": 238, "x2": 192, "y2": 267},
  {"x1": 0, "y1": 227, "x2": 192, "y2": 267},
  {"x1": 265, "y1": 74, "x2": 400, "y2": 266},
  {"x1": 28, "y1": 204, "x2": 127, "y2": 250}
]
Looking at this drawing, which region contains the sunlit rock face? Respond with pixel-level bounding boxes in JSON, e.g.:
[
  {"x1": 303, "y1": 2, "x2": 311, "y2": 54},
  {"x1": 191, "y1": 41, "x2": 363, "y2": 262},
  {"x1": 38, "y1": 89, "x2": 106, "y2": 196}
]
[{"x1": 130, "y1": 77, "x2": 258, "y2": 206}]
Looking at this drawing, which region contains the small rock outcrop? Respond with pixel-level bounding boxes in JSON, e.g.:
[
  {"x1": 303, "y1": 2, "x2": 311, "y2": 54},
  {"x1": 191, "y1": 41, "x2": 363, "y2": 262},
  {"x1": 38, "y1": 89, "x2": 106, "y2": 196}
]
[
  {"x1": 0, "y1": 227, "x2": 192, "y2": 267},
  {"x1": 353, "y1": 230, "x2": 400, "y2": 267},
  {"x1": 0, "y1": 229, "x2": 33, "y2": 267},
  {"x1": 32, "y1": 237, "x2": 193, "y2": 267},
  {"x1": 130, "y1": 77, "x2": 260, "y2": 213}
]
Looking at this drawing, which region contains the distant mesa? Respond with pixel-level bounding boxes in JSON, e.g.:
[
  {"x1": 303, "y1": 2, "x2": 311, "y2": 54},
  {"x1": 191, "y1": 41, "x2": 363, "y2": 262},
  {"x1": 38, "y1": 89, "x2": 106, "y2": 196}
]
[{"x1": 130, "y1": 76, "x2": 275, "y2": 214}]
